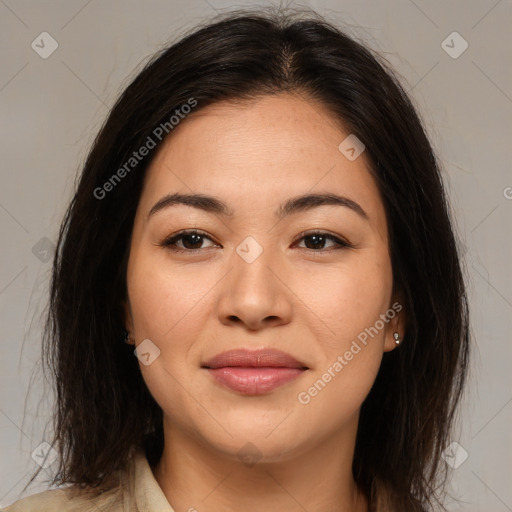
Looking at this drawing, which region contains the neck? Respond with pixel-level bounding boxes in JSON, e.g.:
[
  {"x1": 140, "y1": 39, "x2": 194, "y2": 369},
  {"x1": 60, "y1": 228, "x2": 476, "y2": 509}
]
[{"x1": 152, "y1": 415, "x2": 368, "y2": 512}]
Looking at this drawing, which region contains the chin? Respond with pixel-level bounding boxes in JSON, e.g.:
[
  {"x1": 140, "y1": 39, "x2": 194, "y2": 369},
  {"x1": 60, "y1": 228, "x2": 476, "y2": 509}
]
[
  {"x1": 208, "y1": 433, "x2": 306, "y2": 466},
  {"x1": 188, "y1": 414, "x2": 312, "y2": 463}
]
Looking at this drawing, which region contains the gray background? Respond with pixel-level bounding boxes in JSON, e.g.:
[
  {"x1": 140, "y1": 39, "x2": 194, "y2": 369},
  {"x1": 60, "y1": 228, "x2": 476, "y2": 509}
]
[{"x1": 0, "y1": 0, "x2": 511, "y2": 510}]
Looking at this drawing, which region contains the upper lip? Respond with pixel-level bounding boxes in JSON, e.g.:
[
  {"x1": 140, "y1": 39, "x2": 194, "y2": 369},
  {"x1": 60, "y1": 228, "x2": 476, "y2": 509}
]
[{"x1": 202, "y1": 348, "x2": 308, "y2": 369}]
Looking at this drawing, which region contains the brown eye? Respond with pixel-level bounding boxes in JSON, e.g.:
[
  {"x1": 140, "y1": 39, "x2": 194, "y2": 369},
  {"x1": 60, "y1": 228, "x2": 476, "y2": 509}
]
[
  {"x1": 160, "y1": 230, "x2": 217, "y2": 252},
  {"x1": 295, "y1": 231, "x2": 352, "y2": 251},
  {"x1": 160, "y1": 230, "x2": 352, "y2": 254}
]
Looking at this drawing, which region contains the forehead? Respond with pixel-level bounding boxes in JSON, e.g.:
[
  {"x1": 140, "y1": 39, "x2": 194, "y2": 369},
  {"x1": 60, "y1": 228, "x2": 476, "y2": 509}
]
[
  {"x1": 152, "y1": 93, "x2": 350, "y2": 170},
  {"x1": 140, "y1": 93, "x2": 386, "y2": 232}
]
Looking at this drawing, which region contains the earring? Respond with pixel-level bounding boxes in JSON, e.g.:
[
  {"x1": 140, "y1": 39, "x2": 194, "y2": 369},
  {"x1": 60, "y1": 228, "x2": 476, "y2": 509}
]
[{"x1": 393, "y1": 332, "x2": 400, "y2": 345}]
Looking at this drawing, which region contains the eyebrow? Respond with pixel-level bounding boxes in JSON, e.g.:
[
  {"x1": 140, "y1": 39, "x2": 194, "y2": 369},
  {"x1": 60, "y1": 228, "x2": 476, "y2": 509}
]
[{"x1": 148, "y1": 192, "x2": 368, "y2": 220}]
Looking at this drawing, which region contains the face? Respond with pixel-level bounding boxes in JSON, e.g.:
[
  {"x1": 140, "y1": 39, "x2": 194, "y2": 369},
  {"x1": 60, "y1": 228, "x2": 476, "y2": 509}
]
[{"x1": 125, "y1": 93, "x2": 402, "y2": 463}]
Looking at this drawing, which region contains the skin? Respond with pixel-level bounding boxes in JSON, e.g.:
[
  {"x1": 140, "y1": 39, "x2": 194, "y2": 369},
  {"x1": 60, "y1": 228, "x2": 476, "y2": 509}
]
[{"x1": 124, "y1": 93, "x2": 404, "y2": 512}]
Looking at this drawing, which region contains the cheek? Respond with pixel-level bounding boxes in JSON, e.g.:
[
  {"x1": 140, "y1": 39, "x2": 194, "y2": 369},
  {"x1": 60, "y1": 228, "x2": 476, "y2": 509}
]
[
  {"x1": 126, "y1": 256, "x2": 214, "y2": 431},
  {"x1": 294, "y1": 261, "x2": 392, "y2": 428},
  {"x1": 294, "y1": 251, "x2": 393, "y2": 347},
  {"x1": 300, "y1": 254, "x2": 392, "y2": 410},
  {"x1": 127, "y1": 250, "x2": 214, "y2": 342}
]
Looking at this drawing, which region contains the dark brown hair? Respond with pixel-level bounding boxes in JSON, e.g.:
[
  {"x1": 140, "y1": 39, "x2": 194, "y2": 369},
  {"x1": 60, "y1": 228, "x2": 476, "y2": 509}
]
[{"x1": 26, "y1": 7, "x2": 470, "y2": 511}]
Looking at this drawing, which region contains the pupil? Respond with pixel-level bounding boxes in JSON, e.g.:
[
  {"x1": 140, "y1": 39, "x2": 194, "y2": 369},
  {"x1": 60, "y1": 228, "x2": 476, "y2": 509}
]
[
  {"x1": 306, "y1": 235, "x2": 325, "y2": 249},
  {"x1": 184, "y1": 234, "x2": 203, "y2": 249}
]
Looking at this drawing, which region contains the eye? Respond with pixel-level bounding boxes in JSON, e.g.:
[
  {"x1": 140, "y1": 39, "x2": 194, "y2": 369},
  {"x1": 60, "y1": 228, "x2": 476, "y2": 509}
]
[
  {"x1": 159, "y1": 230, "x2": 218, "y2": 252},
  {"x1": 159, "y1": 229, "x2": 353, "y2": 254},
  {"x1": 294, "y1": 231, "x2": 353, "y2": 251}
]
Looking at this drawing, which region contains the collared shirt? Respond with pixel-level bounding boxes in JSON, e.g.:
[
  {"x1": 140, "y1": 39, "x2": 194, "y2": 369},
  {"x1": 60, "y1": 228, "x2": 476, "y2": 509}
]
[{"x1": 1, "y1": 449, "x2": 175, "y2": 511}]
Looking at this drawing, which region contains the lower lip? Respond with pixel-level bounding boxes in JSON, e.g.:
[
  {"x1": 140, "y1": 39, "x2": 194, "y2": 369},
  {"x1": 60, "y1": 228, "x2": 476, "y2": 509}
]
[{"x1": 206, "y1": 367, "x2": 305, "y2": 395}]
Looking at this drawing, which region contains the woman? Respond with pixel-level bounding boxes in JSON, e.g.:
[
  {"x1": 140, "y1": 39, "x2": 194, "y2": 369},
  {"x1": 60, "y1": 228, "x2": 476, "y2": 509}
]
[{"x1": 2, "y1": 7, "x2": 470, "y2": 512}]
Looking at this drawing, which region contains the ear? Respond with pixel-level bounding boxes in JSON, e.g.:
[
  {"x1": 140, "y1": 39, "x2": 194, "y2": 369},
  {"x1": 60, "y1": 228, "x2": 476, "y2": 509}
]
[
  {"x1": 383, "y1": 296, "x2": 406, "y2": 353},
  {"x1": 123, "y1": 298, "x2": 135, "y2": 345}
]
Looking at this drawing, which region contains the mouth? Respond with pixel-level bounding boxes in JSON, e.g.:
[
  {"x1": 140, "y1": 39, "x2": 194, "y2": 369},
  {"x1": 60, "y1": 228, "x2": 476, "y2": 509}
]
[{"x1": 202, "y1": 348, "x2": 309, "y2": 395}]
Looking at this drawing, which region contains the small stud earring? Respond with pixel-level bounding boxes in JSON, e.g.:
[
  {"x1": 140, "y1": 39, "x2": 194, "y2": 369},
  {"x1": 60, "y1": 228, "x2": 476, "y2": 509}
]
[{"x1": 393, "y1": 332, "x2": 400, "y2": 345}]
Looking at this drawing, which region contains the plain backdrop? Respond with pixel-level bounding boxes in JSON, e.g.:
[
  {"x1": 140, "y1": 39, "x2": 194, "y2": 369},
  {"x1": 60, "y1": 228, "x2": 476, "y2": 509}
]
[{"x1": 0, "y1": 0, "x2": 511, "y2": 510}]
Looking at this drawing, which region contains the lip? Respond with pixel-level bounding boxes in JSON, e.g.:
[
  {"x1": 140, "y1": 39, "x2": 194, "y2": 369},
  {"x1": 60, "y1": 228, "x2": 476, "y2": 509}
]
[{"x1": 202, "y1": 348, "x2": 308, "y2": 395}]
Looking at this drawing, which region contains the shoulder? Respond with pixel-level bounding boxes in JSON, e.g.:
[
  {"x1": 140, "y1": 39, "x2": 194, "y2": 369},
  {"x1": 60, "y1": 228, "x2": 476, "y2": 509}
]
[
  {"x1": 1, "y1": 488, "x2": 66, "y2": 511},
  {"x1": 0, "y1": 447, "x2": 167, "y2": 512},
  {"x1": 0, "y1": 484, "x2": 126, "y2": 512},
  {"x1": 1, "y1": 483, "x2": 127, "y2": 512},
  {"x1": 1, "y1": 472, "x2": 128, "y2": 512}
]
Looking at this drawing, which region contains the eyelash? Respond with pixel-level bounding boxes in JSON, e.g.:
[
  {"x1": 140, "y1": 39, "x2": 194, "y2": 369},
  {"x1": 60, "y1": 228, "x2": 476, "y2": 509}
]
[{"x1": 159, "y1": 229, "x2": 353, "y2": 253}]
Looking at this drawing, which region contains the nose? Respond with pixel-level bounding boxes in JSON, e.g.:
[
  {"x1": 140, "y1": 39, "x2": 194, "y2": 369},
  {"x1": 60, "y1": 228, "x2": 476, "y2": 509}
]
[{"x1": 216, "y1": 245, "x2": 293, "y2": 331}]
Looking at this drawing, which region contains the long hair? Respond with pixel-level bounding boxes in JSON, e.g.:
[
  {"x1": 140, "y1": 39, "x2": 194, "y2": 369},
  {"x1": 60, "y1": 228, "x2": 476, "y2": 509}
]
[{"x1": 27, "y1": 8, "x2": 470, "y2": 511}]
